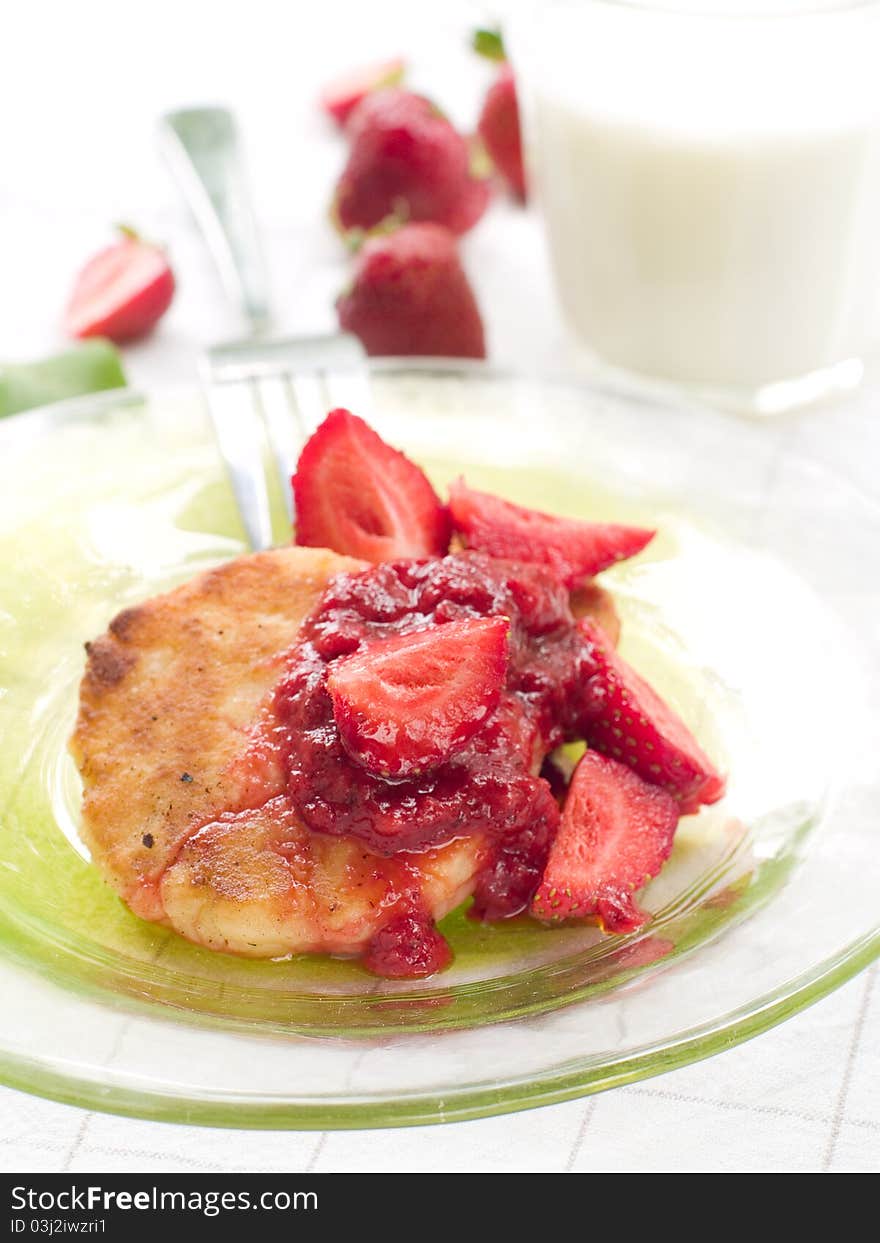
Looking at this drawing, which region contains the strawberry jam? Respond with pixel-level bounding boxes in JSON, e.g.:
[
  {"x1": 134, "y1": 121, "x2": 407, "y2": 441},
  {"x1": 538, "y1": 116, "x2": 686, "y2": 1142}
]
[
  {"x1": 362, "y1": 910, "x2": 453, "y2": 978},
  {"x1": 274, "y1": 552, "x2": 601, "y2": 934}
]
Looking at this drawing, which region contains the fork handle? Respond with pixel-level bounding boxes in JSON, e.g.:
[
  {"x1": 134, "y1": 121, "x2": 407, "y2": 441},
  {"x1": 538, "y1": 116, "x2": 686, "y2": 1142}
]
[{"x1": 159, "y1": 107, "x2": 272, "y2": 335}]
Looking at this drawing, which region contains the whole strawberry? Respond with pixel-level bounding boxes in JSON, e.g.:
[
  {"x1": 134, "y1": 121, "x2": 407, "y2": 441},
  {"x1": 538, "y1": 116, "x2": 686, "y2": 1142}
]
[
  {"x1": 64, "y1": 226, "x2": 175, "y2": 344},
  {"x1": 333, "y1": 89, "x2": 490, "y2": 236},
  {"x1": 473, "y1": 30, "x2": 527, "y2": 201},
  {"x1": 336, "y1": 223, "x2": 486, "y2": 358},
  {"x1": 478, "y1": 65, "x2": 527, "y2": 201},
  {"x1": 319, "y1": 57, "x2": 406, "y2": 127}
]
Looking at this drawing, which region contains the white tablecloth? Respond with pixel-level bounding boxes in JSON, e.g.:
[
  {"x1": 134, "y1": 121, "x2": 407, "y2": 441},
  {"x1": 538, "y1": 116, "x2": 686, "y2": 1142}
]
[{"x1": 1, "y1": 0, "x2": 877, "y2": 1174}]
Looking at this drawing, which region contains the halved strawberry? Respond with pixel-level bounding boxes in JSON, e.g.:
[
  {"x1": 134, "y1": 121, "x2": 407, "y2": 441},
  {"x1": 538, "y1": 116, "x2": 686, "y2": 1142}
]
[
  {"x1": 531, "y1": 750, "x2": 680, "y2": 933},
  {"x1": 320, "y1": 57, "x2": 406, "y2": 127},
  {"x1": 292, "y1": 409, "x2": 451, "y2": 560},
  {"x1": 64, "y1": 227, "x2": 175, "y2": 344},
  {"x1": 578, "y1": 618, "x2": 726, "y2": 813},
  {"x1": 327, "y1": 616, "x2": 510, "y2": 777},
  {"x1": 448, "y1": 480, "x2": 655, "y2": 587}
]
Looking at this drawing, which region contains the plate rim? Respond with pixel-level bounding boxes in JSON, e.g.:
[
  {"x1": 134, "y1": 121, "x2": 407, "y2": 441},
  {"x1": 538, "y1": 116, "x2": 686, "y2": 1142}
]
[{"x1": 1, "y1": 932, "x2": 876, "y2": 1130}]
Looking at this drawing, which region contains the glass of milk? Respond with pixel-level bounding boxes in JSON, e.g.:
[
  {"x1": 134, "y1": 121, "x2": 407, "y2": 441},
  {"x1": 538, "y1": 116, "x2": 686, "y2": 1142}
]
[{"x1": 510, "y1": 1, "x2": 880, "y2": 413}]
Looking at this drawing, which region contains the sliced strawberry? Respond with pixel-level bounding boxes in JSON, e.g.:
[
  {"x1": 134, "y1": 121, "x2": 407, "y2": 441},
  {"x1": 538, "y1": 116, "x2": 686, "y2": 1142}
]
[
  {"x1": 64, "y1": 227, "x2": 175, "y2": 344},
  {"x1": 327, "y1": 616, "x2": 510, "y2": 778},
  {"x1": 578, "y1": 618, "x2": 726, "y2": 813},
  {"x1": 531, "y1": 750, "x2": 680, "y2": 933},
  {"x1": 448, "y1": 480, "x2": 655, "y2": 587},
  {"x1": 319, "y1": 57, "x2": 406, "y2": 127},
  {"x1": 292, "y1": 409, "x2": 450, "y2": 560}
]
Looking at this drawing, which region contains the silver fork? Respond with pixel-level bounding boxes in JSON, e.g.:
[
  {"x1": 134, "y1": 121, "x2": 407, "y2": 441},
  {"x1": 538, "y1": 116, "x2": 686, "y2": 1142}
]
[{"x1": 159, "y1": 106, "x2": 371, "y2": 550}]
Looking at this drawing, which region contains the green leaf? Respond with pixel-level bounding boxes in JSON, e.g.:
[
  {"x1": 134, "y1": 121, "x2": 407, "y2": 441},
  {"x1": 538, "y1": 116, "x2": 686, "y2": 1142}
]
[
  {"x1": 472, "y1": 28, "x2": 507, "y2": 62},
  {"x1": 0, "y1": 340, "x2": 127, "y2": 419}
]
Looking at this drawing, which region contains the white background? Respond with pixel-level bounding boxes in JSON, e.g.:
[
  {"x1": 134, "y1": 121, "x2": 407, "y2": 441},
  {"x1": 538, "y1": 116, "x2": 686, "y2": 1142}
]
[
  {"x1": 1, "y1": 0, "x2": 878, "y2": 1173},
  {"x1": 0, "y1": 0, "x2": 569, "y2": 380}
]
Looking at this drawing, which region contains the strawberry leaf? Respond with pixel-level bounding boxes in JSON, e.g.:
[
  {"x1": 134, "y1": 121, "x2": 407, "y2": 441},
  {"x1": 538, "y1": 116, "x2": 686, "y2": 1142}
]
[{"x1": 472, "y1": 28, "x2": 507, "y2": 61}]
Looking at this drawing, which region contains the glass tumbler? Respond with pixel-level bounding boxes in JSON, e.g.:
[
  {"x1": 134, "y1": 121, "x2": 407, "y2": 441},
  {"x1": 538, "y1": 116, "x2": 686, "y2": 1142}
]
[{"x1": 510, "y1": 1, "x2": 880, "y2": 413}]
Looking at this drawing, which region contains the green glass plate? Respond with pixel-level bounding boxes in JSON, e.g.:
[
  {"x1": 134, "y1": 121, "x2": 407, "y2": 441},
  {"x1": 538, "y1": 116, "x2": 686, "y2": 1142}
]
[{"x1": 0, "y1": 364, "x2": 877, "y2": 1128}]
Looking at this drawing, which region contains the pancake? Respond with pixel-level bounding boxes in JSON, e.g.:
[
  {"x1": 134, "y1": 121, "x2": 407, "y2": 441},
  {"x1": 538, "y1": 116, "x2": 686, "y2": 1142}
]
[{"x1": 70, "y1": 546, "x2": 485, "y2": 957}]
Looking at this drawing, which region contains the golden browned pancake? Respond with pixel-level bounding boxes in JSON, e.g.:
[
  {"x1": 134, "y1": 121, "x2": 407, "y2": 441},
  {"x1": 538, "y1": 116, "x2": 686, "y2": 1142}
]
[
  {"x1": 70, "y1": 547, "x2": 485, "y2": 957},
  {"x1": 570, "y1": 580, "x2": 621, "y2": 647}
]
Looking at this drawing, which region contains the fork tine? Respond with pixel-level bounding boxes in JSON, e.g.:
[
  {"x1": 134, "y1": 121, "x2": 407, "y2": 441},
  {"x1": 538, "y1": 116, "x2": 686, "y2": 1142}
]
[
  {"x1": 163, "y1": 110, "x2": 373, "y2": 551},
  {"x1": 324, "y1": 366, "x2": 375, "y2": 419},
  {"x1": 257, "y1": 376, "x2": 303, "y2": 522},
  {"x1": 202, "y1": 332, "x2": 369, "y2": 549},
  {"x1": 288, "y1": 372, "x2": 328, "y2": 436},
  {"x1": 203, "y1": 379, "x2": 273, "y2": 550}
]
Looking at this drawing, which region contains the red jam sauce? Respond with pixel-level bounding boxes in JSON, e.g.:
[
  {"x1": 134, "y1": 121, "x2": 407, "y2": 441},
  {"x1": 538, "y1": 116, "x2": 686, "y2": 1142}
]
[
  {"x1": 273, "y1": 552, "x2": 600, "y2": 943},
  {"x1": 362, "y1": 910, "x2": 454, "y2": 979}
]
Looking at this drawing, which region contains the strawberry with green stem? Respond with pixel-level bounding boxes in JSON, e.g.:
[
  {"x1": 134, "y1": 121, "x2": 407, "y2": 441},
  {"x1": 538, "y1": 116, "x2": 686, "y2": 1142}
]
[{"x1": 473, "y1": 29, "x2": 527, "y2": 201}]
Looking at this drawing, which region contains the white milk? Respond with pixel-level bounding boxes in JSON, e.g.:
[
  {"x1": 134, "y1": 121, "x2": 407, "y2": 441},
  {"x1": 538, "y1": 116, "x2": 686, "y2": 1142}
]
[{"x1": 516, "y1": 2, "x2": 880, "y2": 404}]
